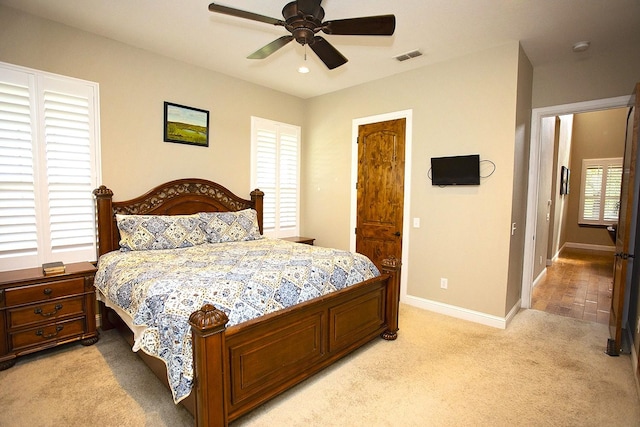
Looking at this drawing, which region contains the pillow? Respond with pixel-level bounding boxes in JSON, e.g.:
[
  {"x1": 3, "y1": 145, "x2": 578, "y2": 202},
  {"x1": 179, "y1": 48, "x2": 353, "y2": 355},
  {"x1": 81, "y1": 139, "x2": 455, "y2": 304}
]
[
  {"x1": 198, "y1": 209, "x2": 262, "y2": 243},
  {"x1": 116, "y1": 214, "x2": 207, "y2": 251}
]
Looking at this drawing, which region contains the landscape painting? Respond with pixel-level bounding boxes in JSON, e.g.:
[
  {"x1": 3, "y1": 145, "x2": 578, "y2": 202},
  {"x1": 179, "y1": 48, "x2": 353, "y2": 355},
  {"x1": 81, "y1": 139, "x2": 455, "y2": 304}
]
[{"x1": 164, "y1": 102, "x2": 209, "y2": 147}]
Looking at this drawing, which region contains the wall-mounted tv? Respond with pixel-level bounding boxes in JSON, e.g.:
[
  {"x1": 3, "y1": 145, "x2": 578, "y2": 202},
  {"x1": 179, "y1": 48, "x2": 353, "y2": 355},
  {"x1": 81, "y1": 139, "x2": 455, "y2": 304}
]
[{"x1": 430, "y1": 154, "x2": 481, "y2": 186}]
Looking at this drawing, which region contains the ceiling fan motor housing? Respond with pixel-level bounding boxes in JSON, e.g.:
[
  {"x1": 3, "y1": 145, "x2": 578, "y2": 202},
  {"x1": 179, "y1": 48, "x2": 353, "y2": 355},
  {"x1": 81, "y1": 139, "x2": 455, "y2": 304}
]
[{"x1": 283, "y1": 1, "x2": 324, "y2": 45}]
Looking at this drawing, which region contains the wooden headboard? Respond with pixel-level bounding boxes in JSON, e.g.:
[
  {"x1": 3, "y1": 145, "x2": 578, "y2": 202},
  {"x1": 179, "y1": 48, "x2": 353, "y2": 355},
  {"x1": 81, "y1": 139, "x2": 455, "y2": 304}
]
[{"x1": 93, "y1": 178, "x2": 264, "y2": 257}]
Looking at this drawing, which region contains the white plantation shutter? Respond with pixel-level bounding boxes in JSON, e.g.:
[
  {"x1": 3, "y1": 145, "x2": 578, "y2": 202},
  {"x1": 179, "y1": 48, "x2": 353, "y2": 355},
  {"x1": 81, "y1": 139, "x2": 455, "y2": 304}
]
[
  {"x1": 256, "y1": 128, "x2": 277, "y2": 231},
  {"x1": 251, "y1": 117, "x2": 300, "y2": 237},
  {"x1": 0, "y1": 63, "x2": 100, "y2": 271},
  {"x1": 603, "y1": 163, "x2": 622, "y2": 222},
  {"x1": 579, "y1": 158, "x2": 622, "y2": 226},
  {"x1": 279, "y1": 131, "x2": 298, "y2": 230},
  {"x1": 581, "y1": 166, "x2": 602, "y2": 222},
  {"x1": 0, "y1": 76, "x2": 38, "y2": 264}
]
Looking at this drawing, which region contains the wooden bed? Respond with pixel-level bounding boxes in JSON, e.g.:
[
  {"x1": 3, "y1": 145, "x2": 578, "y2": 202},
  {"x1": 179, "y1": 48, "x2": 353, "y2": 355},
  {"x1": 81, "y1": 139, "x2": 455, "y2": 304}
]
[{"x1": 93, "y1": 178, "x2": 401, "y2": 427}]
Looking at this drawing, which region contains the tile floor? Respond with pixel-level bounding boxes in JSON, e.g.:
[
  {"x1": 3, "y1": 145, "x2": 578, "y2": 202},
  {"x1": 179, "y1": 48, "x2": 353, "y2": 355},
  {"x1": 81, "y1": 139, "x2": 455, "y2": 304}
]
[{"x1": 531, "y1": 247, "x2": 614, "y2": 324}]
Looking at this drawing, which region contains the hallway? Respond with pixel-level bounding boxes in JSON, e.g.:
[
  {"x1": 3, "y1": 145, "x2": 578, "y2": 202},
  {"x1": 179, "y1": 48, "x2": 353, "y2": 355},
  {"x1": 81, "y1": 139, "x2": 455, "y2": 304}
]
[{"x1": 531, "y1": 247, "x2": 613, "y2": 324}]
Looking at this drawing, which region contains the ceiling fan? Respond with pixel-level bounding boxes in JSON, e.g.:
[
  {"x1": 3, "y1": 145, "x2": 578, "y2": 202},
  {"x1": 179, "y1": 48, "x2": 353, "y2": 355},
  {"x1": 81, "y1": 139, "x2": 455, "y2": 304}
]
[{"x1": 208, "y1": 1, "x2": 396, "y2": 70}]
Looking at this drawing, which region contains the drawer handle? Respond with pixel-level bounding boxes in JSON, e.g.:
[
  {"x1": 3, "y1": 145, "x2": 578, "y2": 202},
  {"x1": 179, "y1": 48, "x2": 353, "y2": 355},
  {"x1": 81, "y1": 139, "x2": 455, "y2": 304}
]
[
  {"x1": 34, "y1": 304, "x2": 63, "y2": 317},
  {"x1": 36, "y1": 325, "x2": 64, "y2": 339},
  {"x1": 43, "y1": 288, "x2": 53, "y2": 296}
]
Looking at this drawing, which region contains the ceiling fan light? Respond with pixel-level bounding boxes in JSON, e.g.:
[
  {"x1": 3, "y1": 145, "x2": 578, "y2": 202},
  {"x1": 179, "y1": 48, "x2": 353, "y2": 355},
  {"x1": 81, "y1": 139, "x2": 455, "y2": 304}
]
[{"x1": 298, "y1": 48, "x2": 310, "y2": 73}]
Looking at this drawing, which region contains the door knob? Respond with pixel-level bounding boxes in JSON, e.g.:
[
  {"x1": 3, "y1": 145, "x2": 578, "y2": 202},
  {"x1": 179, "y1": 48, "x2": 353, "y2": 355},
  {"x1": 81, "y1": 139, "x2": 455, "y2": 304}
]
[{"x1": 394, "y1": 231, "x2": 401, "y2": 236}]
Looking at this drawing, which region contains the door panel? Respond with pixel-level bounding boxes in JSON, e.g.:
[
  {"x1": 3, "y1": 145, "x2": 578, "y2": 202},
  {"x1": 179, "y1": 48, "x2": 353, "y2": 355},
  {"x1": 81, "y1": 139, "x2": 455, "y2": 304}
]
[
  {"x1": 609, "y1": 83, "x2": 639, "y2": 354},
  {"x1": 356, "y1": 119, "x2": 406, "y2": 270}
]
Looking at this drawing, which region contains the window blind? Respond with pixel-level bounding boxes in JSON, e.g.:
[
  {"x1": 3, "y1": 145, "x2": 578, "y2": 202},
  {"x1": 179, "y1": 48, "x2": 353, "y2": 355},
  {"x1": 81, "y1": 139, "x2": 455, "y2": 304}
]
[
  {"x1": 579, "y1": 158, "x2": 622, "y2": 226},
  {"x1": 0, "y1": 63, "x2": 100, "y2": 271},
  {"x1": 0, "y1": 79, "x2": 38, "y2": 262},
  {"x1": 44, "y1": 90, "x2": 96, "y2": 253},
  {"x1": 251, "y1": 117, "x2": 300, "y2": 238}
]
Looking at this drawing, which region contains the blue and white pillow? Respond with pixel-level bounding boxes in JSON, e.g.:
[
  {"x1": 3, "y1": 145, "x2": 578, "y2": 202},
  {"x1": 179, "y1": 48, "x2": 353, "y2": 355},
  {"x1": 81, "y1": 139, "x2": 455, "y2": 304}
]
[
  {"x1": 116, "y1": 214, "x2": 207, "y2": 251},
  {"x1": 198, "y1": 209, "x2": 262, "y2": 243}
]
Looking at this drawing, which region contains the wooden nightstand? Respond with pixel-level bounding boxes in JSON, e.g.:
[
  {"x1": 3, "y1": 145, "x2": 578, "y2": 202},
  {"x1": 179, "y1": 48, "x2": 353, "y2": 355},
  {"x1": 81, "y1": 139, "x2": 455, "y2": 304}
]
[
  {"x1": 281, "y1": 236, "x2": 315, "y2": 245},
  {"x1": 0, "y1": 261, "x2": 99, "y2": 370}
]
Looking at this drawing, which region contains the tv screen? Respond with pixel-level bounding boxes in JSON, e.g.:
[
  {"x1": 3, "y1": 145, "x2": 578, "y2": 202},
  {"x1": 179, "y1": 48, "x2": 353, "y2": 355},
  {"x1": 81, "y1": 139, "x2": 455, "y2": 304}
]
[{"x1": 431, "y1": 154, "x2": 480, "y2": 186}]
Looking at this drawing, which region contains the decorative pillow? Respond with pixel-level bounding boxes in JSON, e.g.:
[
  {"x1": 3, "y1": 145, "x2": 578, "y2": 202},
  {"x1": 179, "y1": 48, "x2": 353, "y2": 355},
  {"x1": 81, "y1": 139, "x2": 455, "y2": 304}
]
[
  {"x1": 198, "y1": 209, "x2": 262, "y2": 243},
  {"x1": 116, "y1": 214, "x2": 207, "y2": 251}
]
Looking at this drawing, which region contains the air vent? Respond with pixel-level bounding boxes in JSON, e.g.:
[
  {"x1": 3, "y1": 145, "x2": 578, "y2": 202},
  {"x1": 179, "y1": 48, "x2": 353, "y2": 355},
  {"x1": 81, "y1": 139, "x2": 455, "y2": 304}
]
[{"x1": 394, "y1": 50, "x2": 423, "y2": 62}]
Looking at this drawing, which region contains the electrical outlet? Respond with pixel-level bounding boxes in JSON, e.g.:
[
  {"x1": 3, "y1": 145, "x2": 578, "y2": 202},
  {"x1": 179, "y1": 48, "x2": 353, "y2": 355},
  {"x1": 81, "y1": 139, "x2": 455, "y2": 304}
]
[{"x1": 440, "y1": 278, "x2": 448, "y2": 289}]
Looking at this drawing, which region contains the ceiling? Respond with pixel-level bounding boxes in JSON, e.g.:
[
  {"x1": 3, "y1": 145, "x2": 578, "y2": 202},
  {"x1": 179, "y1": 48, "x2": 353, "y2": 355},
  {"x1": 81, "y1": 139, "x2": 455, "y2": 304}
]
[{"x1": 2, "y1": 0, "x2": 639, "y2": 99}]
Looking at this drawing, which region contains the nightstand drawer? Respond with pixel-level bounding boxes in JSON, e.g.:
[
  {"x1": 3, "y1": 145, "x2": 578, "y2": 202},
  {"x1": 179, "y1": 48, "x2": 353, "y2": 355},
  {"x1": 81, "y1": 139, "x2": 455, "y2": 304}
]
[
  {"x1": 10, "y1": 318, "x2": 85, "y2": 351},
  {"x1": 8, "y1": 297, "x2": 84, "y2": 329},
  {"x1": 4, "y1": 277, "x2": 85, "y2": 306}
]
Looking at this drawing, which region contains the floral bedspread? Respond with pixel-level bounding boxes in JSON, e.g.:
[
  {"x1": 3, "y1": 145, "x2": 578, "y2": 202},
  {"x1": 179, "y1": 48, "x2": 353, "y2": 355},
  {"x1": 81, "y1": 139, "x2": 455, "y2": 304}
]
[{"x1": 94, "y1": 238, "x2": 380, "y2": 403}]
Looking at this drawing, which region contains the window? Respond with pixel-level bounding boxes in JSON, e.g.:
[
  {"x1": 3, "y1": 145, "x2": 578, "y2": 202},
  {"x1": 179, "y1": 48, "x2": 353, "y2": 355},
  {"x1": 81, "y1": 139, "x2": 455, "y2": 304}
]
[
  {"x1": 579, "y1": 157, "x2": 623, "y2": 226},
  {"x1": 250, "y1": 117, "x2": 300, "y2": 238},
  {"x1": 0, "y1": 62, "x2": 100, "y2": 271}
]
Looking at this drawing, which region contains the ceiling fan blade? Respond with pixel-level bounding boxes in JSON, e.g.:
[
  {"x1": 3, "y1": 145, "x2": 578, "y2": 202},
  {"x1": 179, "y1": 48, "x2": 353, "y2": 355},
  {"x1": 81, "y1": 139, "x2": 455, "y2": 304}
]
[
  {"x1": 323, "y1": 15, "x2": 396, "y2": 36},
  {"x1": 310, "y1": 36, "x2": 348, "y2": 70},
  {"x1": 208, "y1": 3, "x2": 285, "y2": 26},
  {"x1": 248, "y1": 36, "x2": 294, "y2": 59}
]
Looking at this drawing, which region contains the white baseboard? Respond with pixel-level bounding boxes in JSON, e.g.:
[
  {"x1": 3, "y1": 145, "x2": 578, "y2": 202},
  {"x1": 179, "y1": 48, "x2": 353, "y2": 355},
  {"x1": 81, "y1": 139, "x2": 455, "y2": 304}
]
[
  {"x1": 564, "y1": 242, "x2": 616, "y2": 252},
  {"x1": 532, "y1": 267, "x2": 547, "y2": 289},
  {"x1": 402, "y1": 294, "x2": 520, "y2": 329}
]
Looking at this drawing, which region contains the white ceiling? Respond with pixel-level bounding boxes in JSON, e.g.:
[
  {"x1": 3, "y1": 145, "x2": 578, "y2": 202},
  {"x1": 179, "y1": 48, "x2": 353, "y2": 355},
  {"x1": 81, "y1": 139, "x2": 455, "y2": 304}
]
[{"x1": 2, "y1": 0, "x2": 639, "y2": 99}]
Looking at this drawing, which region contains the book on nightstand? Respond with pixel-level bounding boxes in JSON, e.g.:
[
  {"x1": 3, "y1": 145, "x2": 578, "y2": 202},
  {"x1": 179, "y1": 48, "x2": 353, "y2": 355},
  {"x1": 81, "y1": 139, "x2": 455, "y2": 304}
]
[{"x1": 42, "y1": 261, "x2": 66, "y2": 275}]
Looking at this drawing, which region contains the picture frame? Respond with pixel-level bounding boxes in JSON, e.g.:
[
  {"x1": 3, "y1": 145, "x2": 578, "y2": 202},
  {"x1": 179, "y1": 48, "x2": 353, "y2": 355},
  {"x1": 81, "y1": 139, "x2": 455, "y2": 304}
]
[
  {"x1": 560, "y1": 165, "x2": 570, "y2": 195},
  {"x1": 164, "y1": 102, "x2": 209, "y2": 147}
]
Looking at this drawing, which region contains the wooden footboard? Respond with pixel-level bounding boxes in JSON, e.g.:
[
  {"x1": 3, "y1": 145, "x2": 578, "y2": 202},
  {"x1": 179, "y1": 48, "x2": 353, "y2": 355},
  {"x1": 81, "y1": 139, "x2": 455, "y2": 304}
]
[{"x1": 188, "y1": 258, "x2": 401, "y2": 427}]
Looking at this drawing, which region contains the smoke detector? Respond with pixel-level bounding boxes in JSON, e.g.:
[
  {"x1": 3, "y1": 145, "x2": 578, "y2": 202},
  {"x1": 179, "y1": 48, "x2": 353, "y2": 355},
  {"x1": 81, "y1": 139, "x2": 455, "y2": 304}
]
[{"x1": 572, "y1": 41, "x2": 591, "y2": 53}]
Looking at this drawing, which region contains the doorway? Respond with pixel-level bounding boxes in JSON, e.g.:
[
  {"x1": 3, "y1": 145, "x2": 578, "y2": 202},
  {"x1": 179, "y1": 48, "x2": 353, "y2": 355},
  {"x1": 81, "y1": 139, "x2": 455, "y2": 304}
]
[
  {"x1": 350, "y1": 110, "x2": 413, "y2": 302},
  {"x1": 522, "y1": 95, "x2": 632, "y2": 310}
]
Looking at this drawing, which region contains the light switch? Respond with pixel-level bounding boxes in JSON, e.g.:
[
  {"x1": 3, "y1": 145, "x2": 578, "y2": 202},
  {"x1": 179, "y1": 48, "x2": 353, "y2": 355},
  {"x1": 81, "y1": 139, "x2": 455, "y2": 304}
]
[{"x1": 413, "y1": 218, "x2": 420, "y2": 228}]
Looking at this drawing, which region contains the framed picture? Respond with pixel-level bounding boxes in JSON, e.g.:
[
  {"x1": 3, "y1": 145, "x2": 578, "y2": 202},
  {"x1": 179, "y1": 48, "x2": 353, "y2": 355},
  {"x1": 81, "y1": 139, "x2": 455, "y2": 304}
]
[
  {"x1": 560, "y1": 166, "x2": 570, "y2": 195},
  {"x1": 164, "y1": 102, "x2": 209, "y2": 147}
]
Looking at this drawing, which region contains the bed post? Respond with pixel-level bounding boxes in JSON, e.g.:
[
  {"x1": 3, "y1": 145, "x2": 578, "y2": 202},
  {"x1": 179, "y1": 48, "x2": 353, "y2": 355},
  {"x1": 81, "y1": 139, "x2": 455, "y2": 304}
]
[
  {"x1": 93, "y1": 185, "x2": 116, "y2": 330},
  {"x1": 380, "y1": 257, "x2": 401, "y2": 340},
  {"x1": 250, "y1": 189, "x2": 264, "y2": 234},
  {"x1": 93, "y1": 185, "x2": 115, "y2": 258},
  {"x1": 189, "y1": 304, "x2": 230, "y2": 427}
]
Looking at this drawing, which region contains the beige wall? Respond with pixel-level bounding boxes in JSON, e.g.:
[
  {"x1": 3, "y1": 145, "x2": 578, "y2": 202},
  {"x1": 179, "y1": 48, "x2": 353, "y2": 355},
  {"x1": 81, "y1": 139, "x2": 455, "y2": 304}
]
[
  {"x1": 532, "y1": 46, "x2": 640, "y2": 108},
  {"x1": 505, "y1": 45, "x2": 533, "y2": 313},
  {"x1": 564, "y1": 108, "x2": 627, "y2": 246},
  {"x1": 549, "y1": 115, "x2": 573, "y2": 257},
  {"x1": 304, "y1": 42, "x2": 523, "y2": 317},
  {"x1": 0, "y1": 5, "x2": 305, "y2": 200}
]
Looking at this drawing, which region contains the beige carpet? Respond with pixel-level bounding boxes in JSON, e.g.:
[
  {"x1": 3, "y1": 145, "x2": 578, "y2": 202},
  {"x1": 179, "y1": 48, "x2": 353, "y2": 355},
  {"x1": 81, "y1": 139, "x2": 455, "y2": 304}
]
[{"x1": 1, "y1": 305, "x2": 639, "y2": 426}]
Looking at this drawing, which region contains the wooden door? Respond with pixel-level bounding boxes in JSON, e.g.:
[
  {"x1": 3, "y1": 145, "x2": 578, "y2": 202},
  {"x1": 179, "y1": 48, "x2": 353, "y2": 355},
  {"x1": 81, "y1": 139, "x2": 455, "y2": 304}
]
[
  {"x1": 608, "y1": 83, "x2": 639, "y2": 355},
  {"x1": 356, "y1": 118, "x2": 406, "y2": 270}
]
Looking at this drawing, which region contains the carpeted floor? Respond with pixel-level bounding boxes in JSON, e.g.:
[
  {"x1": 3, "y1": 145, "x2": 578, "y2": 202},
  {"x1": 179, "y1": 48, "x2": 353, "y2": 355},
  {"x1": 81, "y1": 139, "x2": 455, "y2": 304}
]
[{"x1": 1, "y1": 304, "x2": 639, "y2": 426}]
